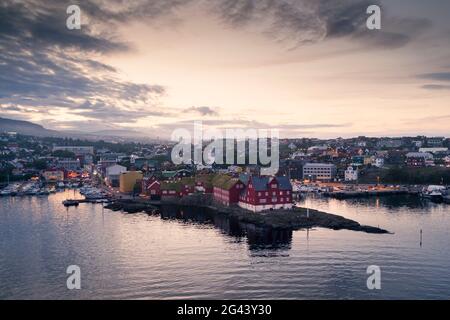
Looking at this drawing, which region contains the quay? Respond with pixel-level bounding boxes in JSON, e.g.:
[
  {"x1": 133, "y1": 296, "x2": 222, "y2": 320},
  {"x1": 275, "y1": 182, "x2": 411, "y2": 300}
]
[{"x1": 323, "y1": 189, "x2": 413, "y2": 199}]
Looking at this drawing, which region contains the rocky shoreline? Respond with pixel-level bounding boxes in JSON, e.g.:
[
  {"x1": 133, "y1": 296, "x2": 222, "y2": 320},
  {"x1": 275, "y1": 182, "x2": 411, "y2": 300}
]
[{"x1": 104, "y1": 196, "x2": 390, "y2": 234}]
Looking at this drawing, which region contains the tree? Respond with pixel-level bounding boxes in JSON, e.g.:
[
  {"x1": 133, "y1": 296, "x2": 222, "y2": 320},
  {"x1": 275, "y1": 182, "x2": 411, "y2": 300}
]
[{"x1": 32, "y1": 159, "x2": 48, "y2": 170}]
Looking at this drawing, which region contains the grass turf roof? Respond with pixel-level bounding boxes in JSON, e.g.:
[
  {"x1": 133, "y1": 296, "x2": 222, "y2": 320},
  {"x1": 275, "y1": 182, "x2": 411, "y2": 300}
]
[{"x1": 212, "y1": 174, "x2": 240, "y2": 190}]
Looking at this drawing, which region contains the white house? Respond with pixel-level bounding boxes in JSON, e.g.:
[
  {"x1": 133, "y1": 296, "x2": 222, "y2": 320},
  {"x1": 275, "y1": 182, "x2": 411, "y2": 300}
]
[
  {"x1": 444, "y1": 156, "x2": 450, "y2": 167},
  {"x1": 419, "y1": 147, "x2": 448, "y2": 155},
  {"x1": 344, "y1": 166, "x2": 358, "y2": 182},
  {"x1": 105, "y1": 164, "x2": 127, "y2": 187},
  {"x1": 291, "y1": 151, "x2": 307, "y2": 159},
  {"x1": 373, "y1": 157, "x2": 385, "y2": 168}
]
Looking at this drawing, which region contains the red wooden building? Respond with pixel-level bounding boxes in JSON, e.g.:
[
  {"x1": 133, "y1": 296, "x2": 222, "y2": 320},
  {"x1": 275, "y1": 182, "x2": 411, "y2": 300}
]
[
  {"x1": 142, "y1": 175, "x2": 161, "y2": 200},
  {"x1": 212, "y1": 175, "x2": 246, "y2": 206},
  {"x1": 238, "y1": 175, "x2": 293, "y2": 212}
]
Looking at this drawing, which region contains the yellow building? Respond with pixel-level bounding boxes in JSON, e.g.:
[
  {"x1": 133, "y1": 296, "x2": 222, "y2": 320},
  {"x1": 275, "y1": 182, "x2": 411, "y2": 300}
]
[
  {"x1": 364, "y1": 156, "x2": 373, "y2": 165},
  {"x1": 119, "y1": 171, "x2": 143, "y2": 193}
]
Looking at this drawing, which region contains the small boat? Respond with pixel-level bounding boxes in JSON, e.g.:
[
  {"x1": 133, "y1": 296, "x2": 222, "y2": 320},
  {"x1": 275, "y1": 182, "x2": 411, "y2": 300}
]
[
  {"x1": 0, "y1": 189, "x2": 12, "y2": 196},
  {"x1": 420, "y1": 185, "x2": 445, "y2": 203},
  {"x1": 25, "y1": 188, "x2": 40, "y2": 196},
  {"x1": 38, "y1": 188, "x2": 50, "y2": 195},
  {"x1": 63, "y1": 200, "x2": 79, "y2": 207}
]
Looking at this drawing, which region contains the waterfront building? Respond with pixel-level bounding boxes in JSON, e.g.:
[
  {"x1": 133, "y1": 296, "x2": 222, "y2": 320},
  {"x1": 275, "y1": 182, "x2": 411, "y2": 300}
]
[
  {"x1": 238, "y1": 175, "x2": 293, "y2": 212},
  {"x1": 159, "y1": 180, "x2": 194, "y2": 198},
  {"x1": 119, "y1": 171, "x2": 143, "y2": 194},
  {"x1": 212, "y1": 175, "x2": 246, "y2": 206},
  {"x1": 142, "y1": 175, "x2": 161, "y2": 200},
  {"x1": 406, "y1": 152, "x2": 434, "y2": 167},
  {"x1": 303, "y1": 163, "x2": 337, "y2": 181},
  {"x1": 105, "y1": 164, "x2": 127, "y2": 187},
  {"x1": 160, "y1": 182, "x2": 179, "y2": 198},
  {"x1": 143, "y1": 175, "x2": 215, "y2": 199}
]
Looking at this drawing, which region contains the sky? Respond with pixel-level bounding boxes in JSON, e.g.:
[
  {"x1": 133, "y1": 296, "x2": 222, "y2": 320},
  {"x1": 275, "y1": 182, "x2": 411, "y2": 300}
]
[{"x1": 1, "y1": 0, "x2": 450, "y2": 139}]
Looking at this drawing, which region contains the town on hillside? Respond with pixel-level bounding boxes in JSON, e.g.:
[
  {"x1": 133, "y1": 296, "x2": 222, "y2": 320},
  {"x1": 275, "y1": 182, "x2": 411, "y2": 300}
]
[{"x1": 1, "y1": 132, "x2": 450, "y2": 206}]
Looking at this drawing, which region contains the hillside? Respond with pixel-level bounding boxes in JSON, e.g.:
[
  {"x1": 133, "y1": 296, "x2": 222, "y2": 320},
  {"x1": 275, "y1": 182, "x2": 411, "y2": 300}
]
[{"x1": 0, "y1": 117, "x2": 60, "y2": 137}]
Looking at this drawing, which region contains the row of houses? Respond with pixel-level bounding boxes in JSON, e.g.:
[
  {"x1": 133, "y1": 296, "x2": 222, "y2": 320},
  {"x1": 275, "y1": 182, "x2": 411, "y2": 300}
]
[{"x1": 141, "y1": 173, "x2": 293, "y2": 212}]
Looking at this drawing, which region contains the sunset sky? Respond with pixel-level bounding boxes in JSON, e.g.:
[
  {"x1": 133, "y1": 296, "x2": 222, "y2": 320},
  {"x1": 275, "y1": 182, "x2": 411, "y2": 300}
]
[{"x1": 1, "y1": 0, "x2": 450, "y2": 139}]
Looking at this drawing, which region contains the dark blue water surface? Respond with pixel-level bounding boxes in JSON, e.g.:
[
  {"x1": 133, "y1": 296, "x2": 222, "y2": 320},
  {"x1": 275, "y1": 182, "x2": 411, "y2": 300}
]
[{"x1": 1, "y1": 190, "x2": 449, "y2": 299}]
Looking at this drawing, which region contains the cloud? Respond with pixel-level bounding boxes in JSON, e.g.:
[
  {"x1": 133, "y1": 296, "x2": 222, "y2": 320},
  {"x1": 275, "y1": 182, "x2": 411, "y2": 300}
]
[
  {"x1": 0, "y1": 1, "x2": 129, "y2": 53},
  {"x1": 209, "y1": 0, "x2": 431, "y2": 49},
  {"x1": 418, "y1": 72, "x2": 450, "y2": 90},
  {"x1": 145, "y1": 119, "x2": 352, "y2": 139},
  {"x1": 418, "y1": 72, "x2": 450, "y2": 81},
  {"x1": 15, "y1": 0, "x2": 429, "y2": 51},
  {"x1": 0, "y1": 0, "x2": 437, "y2": 132},
  {"x1": 184, "y1": 106, "x2": 220, "y2": 116},
  {"x1": 422, "y1": 84, "x2": 450, "y2": 90},
  {"x1": 0, "y1": 0, "x2": 167, "y2": 129}
]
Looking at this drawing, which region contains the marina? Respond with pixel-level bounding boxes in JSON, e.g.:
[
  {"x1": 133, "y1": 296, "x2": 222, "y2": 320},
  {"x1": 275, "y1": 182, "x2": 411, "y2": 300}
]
[
  {"x1": 292, "y1": 181, "x2": 449, "y2": 204},
  {"x1": 0, "y1": 181, "x2": 112, "y2": 206}
]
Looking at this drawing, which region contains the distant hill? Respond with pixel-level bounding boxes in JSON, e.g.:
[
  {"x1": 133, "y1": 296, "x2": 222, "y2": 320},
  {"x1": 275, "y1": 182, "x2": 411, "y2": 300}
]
[
  {"x1": 0, "y1": 117, "x2": 60, "y2": 137},
  {"x1": 0, "y1": 117, "x2": 165, "y2": 143}
]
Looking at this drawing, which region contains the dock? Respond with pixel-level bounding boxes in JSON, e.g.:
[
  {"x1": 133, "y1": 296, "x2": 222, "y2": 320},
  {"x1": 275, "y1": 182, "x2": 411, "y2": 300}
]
[
  {"x1": 323, "y1": 189, "x2": 412, "y2": 199},
  {"x1": 62, "y1": 198, "x2": 111, "y2": 205}
]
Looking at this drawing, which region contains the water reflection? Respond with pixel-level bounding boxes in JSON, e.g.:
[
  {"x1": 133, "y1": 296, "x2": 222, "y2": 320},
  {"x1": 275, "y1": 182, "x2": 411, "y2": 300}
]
[
  {"x1": 159, "y1": 205, "x2": 293, "y2": 250},
  {"x1": 2, "y1": 192, "x2": 450, "y2": 299}
]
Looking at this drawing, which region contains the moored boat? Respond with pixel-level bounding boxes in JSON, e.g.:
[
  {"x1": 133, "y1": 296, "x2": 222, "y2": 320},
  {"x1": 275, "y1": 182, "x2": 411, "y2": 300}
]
[
  {"x1": 63, "y1": 200, "x2": 79, "y2": 207},
  {"x1": 420, "y1": 185, "x2": 445, "y2": 203},
  {"x1": 443, "y1": 195, "x2": 450, "y2": 204}
]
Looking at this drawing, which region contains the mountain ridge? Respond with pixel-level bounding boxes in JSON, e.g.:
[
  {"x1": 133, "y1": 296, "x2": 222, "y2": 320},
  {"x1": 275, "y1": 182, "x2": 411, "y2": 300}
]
[{"x1": 0, "y1": 117, "x2": 161, "y2": 143}]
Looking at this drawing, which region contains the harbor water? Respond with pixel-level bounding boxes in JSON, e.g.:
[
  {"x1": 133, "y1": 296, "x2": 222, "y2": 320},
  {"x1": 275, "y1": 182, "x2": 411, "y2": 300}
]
[{"x1": 1, "y1": 190, "x2": 449, "y2": 299}]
